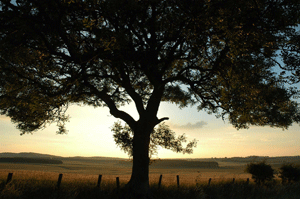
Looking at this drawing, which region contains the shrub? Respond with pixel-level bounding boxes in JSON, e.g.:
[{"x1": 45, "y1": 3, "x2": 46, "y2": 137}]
[
  {"x1": 279, "y1": 163, "x2": 300, "y2": 183},
  {"x1": 245, "y1": 161, "x2": 274, "y2": 185}
]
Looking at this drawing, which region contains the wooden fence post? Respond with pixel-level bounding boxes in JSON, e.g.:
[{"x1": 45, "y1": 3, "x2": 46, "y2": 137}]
[
  {"x1": 116, "y1": 177, "x2": 120, "y2": 189},
  {"x1": 158, "y1": 175, "x2": 163, "y2": 188},
  {"x1": 56, "y1": 174, "x2": 63, "y2": 189},
  {"x1": 208, "y1": 178, "x2": 212, "y2": 186},
  {"x1": 97, "y1": 175, "x2": 102, "y2": 188},
  {"x1": 6, "y1": 173, "x2": 13, "y2": 184},
  {"x1": 177, "y1": 175, "x2": 180, "y2": 188}
]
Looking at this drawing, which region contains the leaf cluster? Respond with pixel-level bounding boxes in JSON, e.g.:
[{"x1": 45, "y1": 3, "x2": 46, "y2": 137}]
[
  {"x1": 112, "y1": 122, "x2": 197, "y2": 159},
  {"x1": 0, "y1": 48, "x2": 69, "y2": 134},
  {"x1": 281, "y1": 31, "x2": 300, "y2": 84}
]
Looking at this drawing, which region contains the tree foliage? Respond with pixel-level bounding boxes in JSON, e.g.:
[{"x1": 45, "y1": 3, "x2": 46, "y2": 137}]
[
  {"x1": 245, "y1": 161, "x2": 275, "y2": 185},
  {"x1": 281, "y1": 30, "x2": 300, "y2": 84},
  {"x1": 112, "y1": 122, "x2": 197, "y2": 159},
  {"x1": 279, "y1": 163, "x2": 300, "y2": 183},
  {"x1": 0, "y1": 0, "x2": 299, "y2": 135}
]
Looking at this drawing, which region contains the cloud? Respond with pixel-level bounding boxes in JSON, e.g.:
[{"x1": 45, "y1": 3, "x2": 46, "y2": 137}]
[{"x1": 171, "y1": 121, "x2": 208, "y2": 129}]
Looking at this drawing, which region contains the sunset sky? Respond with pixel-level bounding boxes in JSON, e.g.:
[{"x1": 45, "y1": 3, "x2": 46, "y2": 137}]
[
  {"x1": 1, "y1": 0, "x2": 300, "y2": 162},
  {"x1": 1, "y1": 100, "x2": 299, "y2": 159}
]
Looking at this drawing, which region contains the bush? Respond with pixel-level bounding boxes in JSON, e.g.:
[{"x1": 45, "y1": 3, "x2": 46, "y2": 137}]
[
  {"x1": 279, "y1": 163, "x2": 300, "y2": 183},
  {"x1": 245, "y1": 161, "x2": 274, "y2": 185}
]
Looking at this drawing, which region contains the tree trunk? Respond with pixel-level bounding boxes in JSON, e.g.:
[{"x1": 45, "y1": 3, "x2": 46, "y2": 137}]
[
  {"x1": 124, "y1": 122, "x2": 152, "y2": 199},
  {"x1": 120, "y1": 85, "x2": 164, "y2": 198}
]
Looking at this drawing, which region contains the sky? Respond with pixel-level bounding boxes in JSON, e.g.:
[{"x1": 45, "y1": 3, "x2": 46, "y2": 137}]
[{"x1": 1, "y1": 100, "x2": 299, "y2": 159}]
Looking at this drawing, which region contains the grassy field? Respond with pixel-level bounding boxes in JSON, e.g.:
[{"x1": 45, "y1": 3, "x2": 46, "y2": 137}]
[
  {"x1": 0, "y1": 158, "x2": 252, "y2": 185},
  {"x1": 1, "y1": 170, "x2": 300, "y2": 199},
  {"x1": 0, "y1": 156, "x2": 299, "y2": 198}
]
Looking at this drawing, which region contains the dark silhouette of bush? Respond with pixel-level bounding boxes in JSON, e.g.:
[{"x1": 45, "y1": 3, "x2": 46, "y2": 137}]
[
  {"x1": 279, "y1": 163, "x2": 300, "y2": 183},
  {"x1": 245, "y1": 161, "x2": 274, "y2": 184}
]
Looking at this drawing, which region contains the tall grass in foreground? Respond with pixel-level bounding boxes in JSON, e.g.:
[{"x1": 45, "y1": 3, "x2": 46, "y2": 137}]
[{"x1": 1, "y1": 174, "x2": 300, "y2": 199}]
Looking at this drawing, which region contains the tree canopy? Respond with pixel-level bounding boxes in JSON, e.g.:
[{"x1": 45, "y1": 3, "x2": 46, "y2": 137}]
[
  {"x1": 1, "y1": 0, "x2": 300, "y2": 197},
  {"x1": 0, "y1": 0, "x2": 299, "y2": 133}
]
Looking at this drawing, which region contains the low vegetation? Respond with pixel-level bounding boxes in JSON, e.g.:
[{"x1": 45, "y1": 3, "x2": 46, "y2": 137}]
[
  {"x1": 245, "y1": 161, "x2": 275, "y2": 185},
  {"x1": 1, "y1": 174, "x2": 300, "y2": 199},
  {"x1": 1, "y1": 155, "x2": 299, "y2": 198},
  {"x1": 279, "y1": 164, "x2": 300, "y2": 183}
]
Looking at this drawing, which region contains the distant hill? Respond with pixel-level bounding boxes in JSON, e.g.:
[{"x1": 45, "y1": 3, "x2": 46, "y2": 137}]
[
  {"x1": 0, "y1": 152, "x2": 125, "y2": 165},
  {"x1": 0, "y1": 152, "x2": 123, "y2": 160},
  {"x1": 0, "y1": 152, "x2": 299, "y2": 166},
  {"x1": 0, "y1": 152, "x2": 62, "y2": 159},
  {"x1": 0, "y1": 157, "x2": 63, "y2": 164},
  {"x1": 215, "y1": 156, "x2": 300, "y2": 164},
  {"x1": 0, "y1": 152, "x2": 65, "y2": 164}
]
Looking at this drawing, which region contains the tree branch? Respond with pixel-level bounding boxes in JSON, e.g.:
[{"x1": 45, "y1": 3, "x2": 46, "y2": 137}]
[
  {"x1": 117, "y1": 66, "x2": 146, "y2": 116},
  {"x1": 84, "y1": 81, "x2": 136, "y2": 127}
]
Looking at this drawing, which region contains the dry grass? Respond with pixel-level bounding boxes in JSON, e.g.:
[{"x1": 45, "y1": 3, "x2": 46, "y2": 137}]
[
  {"x1": 0, "y1": 169, "x2": 253, "y2": 189},
  {"x1": 1, "y1": 159, "x2": 299, "y2": 198},
  {"x1": 1, "y1": 169, "x2": 300, "y2": 199},
  {"x1": 0, "y1": 158, "x2": 253, "y2": 187}
]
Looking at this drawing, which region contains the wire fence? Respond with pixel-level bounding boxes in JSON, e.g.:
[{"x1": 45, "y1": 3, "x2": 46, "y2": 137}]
[{"x1": 3, "y1": 172, "x2": 252, "y2": 190}]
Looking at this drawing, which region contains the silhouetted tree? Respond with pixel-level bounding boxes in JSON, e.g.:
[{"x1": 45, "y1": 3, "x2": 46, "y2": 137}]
[
  {"x1": 1, "y1": 0, "x2": 300, "y2": 197},
  {"x1": 245, "y1": 162, "x2": 274, "y2": 185},
  {"x1": 112, "y1": 122, "x2": 197, "y2": 160},
  {"x1": 279, "y1": 163, "x2": 300, "y2": 183}
]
